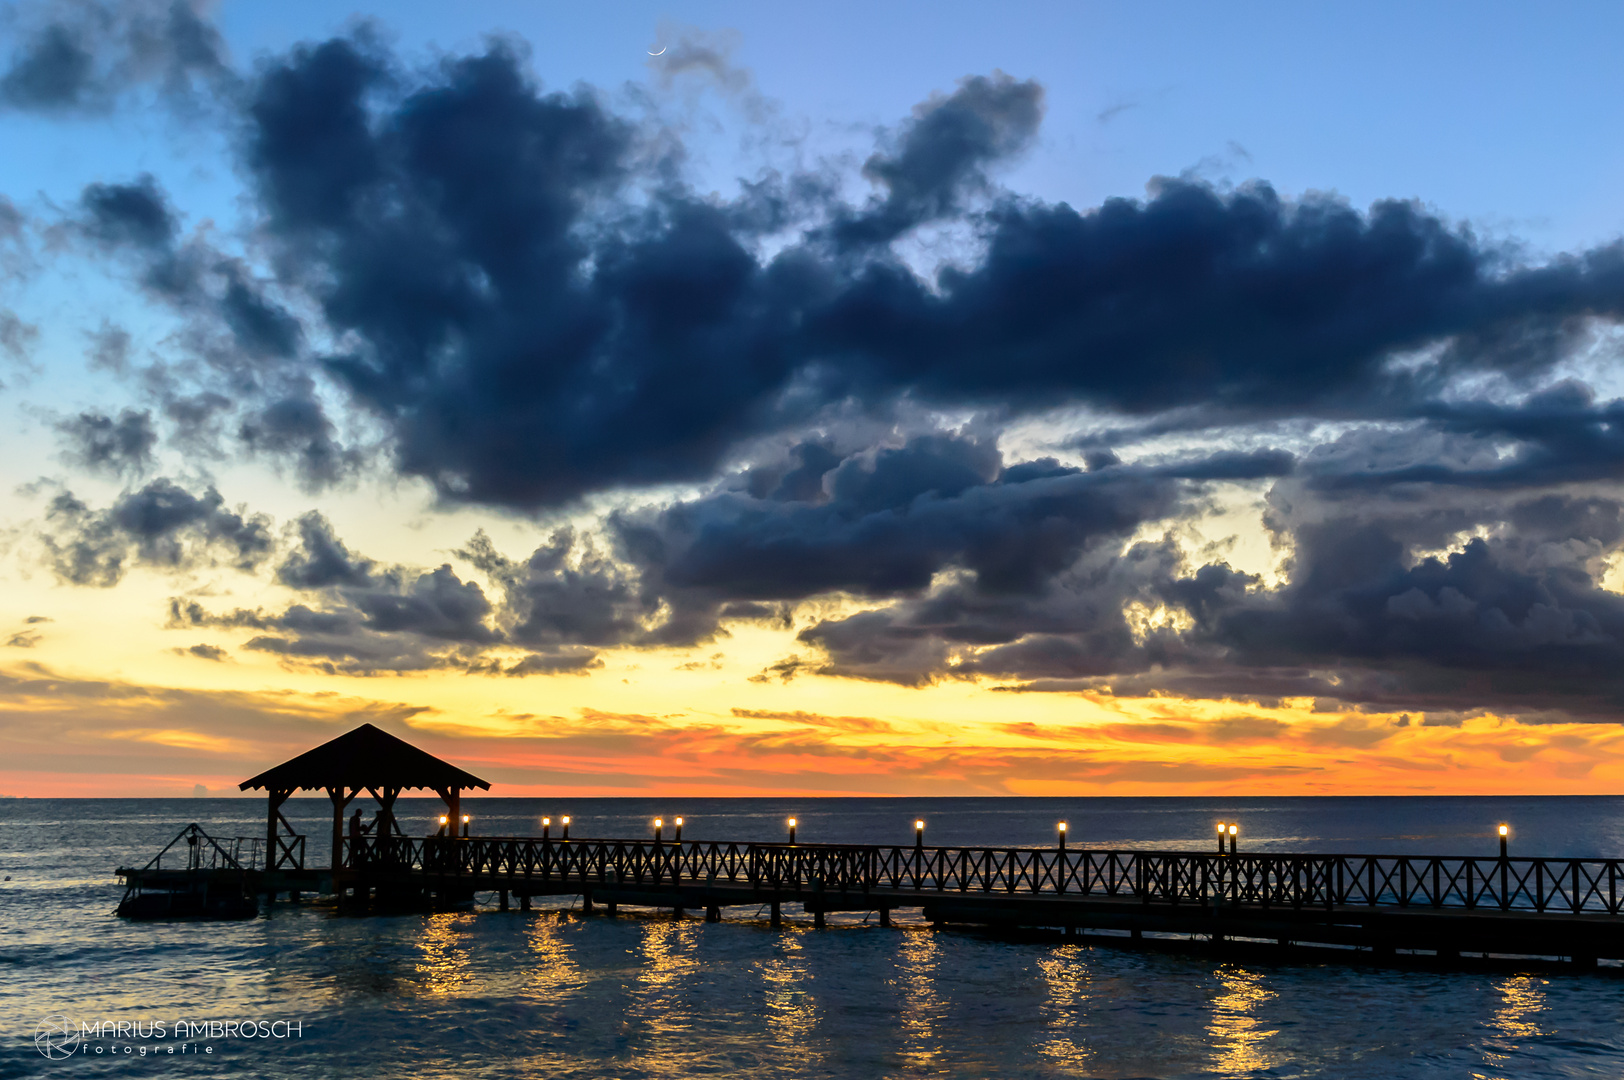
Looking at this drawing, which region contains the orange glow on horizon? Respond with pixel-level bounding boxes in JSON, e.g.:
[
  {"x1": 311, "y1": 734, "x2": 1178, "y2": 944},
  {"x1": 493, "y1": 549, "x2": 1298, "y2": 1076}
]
[{"x1": 5, "y1": 656, "x2": 1624, "y2": 798}]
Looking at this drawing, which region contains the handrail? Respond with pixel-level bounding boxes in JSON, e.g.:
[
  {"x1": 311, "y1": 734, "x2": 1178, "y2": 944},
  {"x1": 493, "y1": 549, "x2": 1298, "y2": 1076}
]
[
  {"x1": 140, "y1": 823, "x2": 265, "y2": 873},
  {"x1": 344, "y1": 835, "x2": 1624, "y2": 916}
]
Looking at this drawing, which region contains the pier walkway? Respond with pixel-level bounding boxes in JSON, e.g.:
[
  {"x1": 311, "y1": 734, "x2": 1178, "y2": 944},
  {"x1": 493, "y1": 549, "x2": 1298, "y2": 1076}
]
[{"x1": 326, "y1": 833, "x2": 1624, "y2": 965}]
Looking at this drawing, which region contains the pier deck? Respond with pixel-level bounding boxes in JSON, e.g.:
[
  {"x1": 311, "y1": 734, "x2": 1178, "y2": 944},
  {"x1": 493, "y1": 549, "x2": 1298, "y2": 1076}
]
[{"x1": 121, "y1": 832, "x2": 1624, "y2": 967}]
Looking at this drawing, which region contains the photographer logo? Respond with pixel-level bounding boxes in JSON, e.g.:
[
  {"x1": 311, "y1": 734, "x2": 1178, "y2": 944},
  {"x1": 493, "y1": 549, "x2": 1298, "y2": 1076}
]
[{"x1": 35, "y1": 1016, "x2": 80, "y2": 1059}]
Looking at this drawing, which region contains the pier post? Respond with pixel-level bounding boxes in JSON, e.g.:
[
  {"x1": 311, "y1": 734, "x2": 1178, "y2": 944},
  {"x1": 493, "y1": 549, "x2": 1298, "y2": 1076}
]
[
  {"x1": 500, "y1": 889, "x2": 509, "y2": 911},
  {"x1": 582, "y1": 889, "x2": 594, "y2": 915},
  {"x1": 706, "y1": 903, "x2": 721, "y2": 922},
  {"x1": 879, "y1": 907, "x2": 891, "y2": 927},
  {"x1": 770, "y1": 900, "x2": 782, "y2": 927},
  {"x1": 520, "y1": 894, "x2": 531, "y2": 912}
]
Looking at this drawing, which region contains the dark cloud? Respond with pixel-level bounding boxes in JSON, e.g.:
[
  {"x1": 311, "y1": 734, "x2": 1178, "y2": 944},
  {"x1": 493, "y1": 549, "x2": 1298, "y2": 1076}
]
[
  {"x1": 275, "y1": 511, "x2": 374, "y2": 589},
  {"x1": 639, "y1": 433, "x2": 1181, "y2": 603},
  {"x1": 41, "y1": 478, "x2": 273, "y2": 586},
  {"x1": 54, "y1": 408, "x2": 157, "y2": 477},
  {"x1": 170, "y1": 512, "x2": 610, "y2": 677},
  {"x1": 176, "y1": 642, "x2": 228, "y2": 661},
  {"x1": 0, "y1": 0, "x2": 230, "y2": 113},
  {"x1": 796, "y1": 483, "x2": 1624, "y2": 719},
  {"x1": 807, "y1": 183, "x2": 1624, "y2": 420},
  {"x1": 833, "y1": 71, "x2": 1045, "y2": 246},
  {"x1": 216, "y1": 32, "x2": 1624, "y2": 515},
  {"x1": 21, "y1": 23, "x2": 1624, "y2": 725},
  {"x1": 76, "y1": 175, "x2": 303, "y2": 362},
  {"x1": 464, "y1": 649, "x2": 603, "y2": 677},
  {"x1": 237, "y1": 383, "x2": 361, "y2": 490},
  {"x1": 457, "y1": 528, "x2": 656, "y2": 648}
]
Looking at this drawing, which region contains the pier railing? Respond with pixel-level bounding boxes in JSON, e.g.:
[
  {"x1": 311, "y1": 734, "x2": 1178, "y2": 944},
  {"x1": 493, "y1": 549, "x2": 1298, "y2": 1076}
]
[
  {"x1": 139, "y1": 823, "x2": 266, "y2": 873},
  {"x1": 346, "y1": 835, "x2": 1624, "y2": 916}
]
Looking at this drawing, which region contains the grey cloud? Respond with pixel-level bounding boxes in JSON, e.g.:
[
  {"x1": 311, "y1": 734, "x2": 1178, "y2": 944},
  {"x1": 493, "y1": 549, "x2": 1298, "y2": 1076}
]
[
  {"x1": 55, "y1": 408, "x2": 157, "y2": 478},
  {"x1": 42, "y1": 478, "x2": 273, "y2": 586},
  {"x1": 0, "y1": 0, "x2": 231, "y2": 114}
]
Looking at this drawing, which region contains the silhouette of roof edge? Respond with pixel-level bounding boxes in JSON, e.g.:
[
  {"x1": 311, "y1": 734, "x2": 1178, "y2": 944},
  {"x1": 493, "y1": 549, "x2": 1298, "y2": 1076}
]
[{"x1": 238, "y1": 723, "x2": 491, "y2": 792}]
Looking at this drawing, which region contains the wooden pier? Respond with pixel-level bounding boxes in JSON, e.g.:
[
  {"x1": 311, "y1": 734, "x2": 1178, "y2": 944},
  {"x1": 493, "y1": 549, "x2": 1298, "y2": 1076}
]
[
  {"x1": 111, "y1": 724, "x2": 1624, "y2": 970},
  {"x1": 329, "y1": 833, "x2": 1624, "y2": 966}
]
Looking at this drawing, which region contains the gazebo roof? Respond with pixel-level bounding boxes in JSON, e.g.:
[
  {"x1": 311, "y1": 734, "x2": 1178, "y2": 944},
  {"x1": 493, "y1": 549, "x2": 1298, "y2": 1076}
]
[{"x1": 238, "y1": 723, "x2": 491, "y2": 794}]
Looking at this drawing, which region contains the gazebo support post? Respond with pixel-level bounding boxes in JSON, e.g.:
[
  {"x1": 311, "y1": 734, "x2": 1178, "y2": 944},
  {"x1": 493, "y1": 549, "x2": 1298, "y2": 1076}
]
[
  {"x1": 265, "y1": 786, "x2": 293, "y2": 873},
  {"x1": 327, "y1": 785, "x2": 358, "y2": 872}
]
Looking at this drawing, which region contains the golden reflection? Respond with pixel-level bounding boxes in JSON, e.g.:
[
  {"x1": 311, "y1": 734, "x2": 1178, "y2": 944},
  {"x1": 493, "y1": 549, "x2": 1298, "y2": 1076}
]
[
  {"x1": 522, "y1": 915, "x2": 584, "y2": 1004},
  {"x1": 1036, "y1": 945, "x2": 1094, "y2": 1069},
  {"x1": 413, "y1": 912, "x2": 476, "y2": 995},
  {"x1": 896, "y1": 928, "x2": 945, "y2": 1071},
  {"x1": 627, "y1": 917, "x2": 701, "y2": 1048},
  {"x1": 1207, "y1": 966, "x2": 1279, "y2": 1076},
  {"x1": 1480, "y1": 975, "x2": 1548, "y2": 1074},
  {"x1": 759, "y1": 930, "x2": 823, "y2": 1063}
]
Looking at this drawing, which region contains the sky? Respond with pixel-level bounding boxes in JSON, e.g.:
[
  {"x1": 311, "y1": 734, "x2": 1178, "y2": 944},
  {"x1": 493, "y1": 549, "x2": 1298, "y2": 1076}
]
[{"x1": 3, "y1": 0, "x2": 1624, "y2": 798}]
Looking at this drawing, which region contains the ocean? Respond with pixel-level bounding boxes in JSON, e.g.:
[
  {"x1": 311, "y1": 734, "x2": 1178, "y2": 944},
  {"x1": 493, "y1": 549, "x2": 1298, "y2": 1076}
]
[{"x1": 3, "y1": 795, "x2": 1623, "y2": 1078}]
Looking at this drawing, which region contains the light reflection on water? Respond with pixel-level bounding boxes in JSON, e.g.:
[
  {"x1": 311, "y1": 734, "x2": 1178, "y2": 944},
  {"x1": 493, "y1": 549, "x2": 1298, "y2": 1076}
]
[
  {"x1": 1478, "y1": 975, "x2": 1549, "y2": 1079},
  {"x1": 896, "y1": 928, "x2": 946, "y2": 1074},
  {"x1": 416, "y1": 912, "x2": 477, "y2": 997},
  {"x1": 761, "y1": 930, "x2": 821, "y2": 1061},
  {"x1": 1206, "y1": 966, "x2": 1280, "y2": 1077},
  {"x1": 1037, "y1": 945, "x2": 1094, "y2": 1071},
  {"x1": 6, "y1": 798, "x2": 1624, "y2": 1078}
]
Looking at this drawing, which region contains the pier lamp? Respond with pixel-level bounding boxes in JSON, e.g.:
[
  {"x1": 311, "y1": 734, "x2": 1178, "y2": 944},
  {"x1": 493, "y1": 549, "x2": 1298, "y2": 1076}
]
[
  {"x1": 1058, "y1": 821, "x2": 1067, "y2": 851},
  {"x1": 674, "y1": 817, "x2": 684, "y2": 843},
  {"x1": 1227, "y1": 823, "x2": 1238, "y2": 854},
  {"x1": 788, "y1": 817, "x2": 798, "y2": 844},
  {"x1": 915, "y1": 819, "x2": 925, "y2": 849},
  {"x1": 1499, "y1": 823, "x2": 1509, "y2": 859},
  {"x1": 1216, "y1": 822, "x2": 1227, "y2": 853},
  {"x1": 462, "y1": 814, "x2": 471, "y2": 838},
  {"x1": 561, "y1": 816, "x2": 571, "y2": 841},
  {"x1": 654, "y1": 817, "x2": 664, "y2": 843},
  {"x1": 438, "y1": 814, "x2": 448, "y2": 838},
  {"x1": 542, "y1": 817, "x2": 551, "y2": 840}
]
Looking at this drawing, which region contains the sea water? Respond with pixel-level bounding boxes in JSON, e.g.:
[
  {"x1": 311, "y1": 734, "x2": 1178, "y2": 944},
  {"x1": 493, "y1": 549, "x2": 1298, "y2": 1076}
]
[{"x1": 3, "y1": 796, "x2": 1624, "y2": 1078}]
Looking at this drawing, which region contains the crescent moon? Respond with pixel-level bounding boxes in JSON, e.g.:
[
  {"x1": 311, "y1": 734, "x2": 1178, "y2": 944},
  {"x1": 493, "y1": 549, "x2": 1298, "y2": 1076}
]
[{"x1": 648, "y1": 46, "x2": 666, "y2": 56}]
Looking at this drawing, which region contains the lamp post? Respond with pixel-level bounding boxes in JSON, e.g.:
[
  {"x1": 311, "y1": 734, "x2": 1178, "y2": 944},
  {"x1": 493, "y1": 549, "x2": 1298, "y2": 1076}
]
[
  {"x1": 915, "y1": 819, "x2": 925, "y2": 849},
  {"x1": 788, "y1": 817, "x2": 798, "y2": 845},
  {"x1": 1499, "y1": 823, "x2": 1509, "y2": 859},
  {"x1": 654, "y1": 817, "x2": 664, "y2": 844},
  {"x1": 542, "y1": 817, "x2": 551, "y2": 840},
  {"x1": 561, "y1": 816, "x2": 571, "y2": 841},
  {"x1": 1058, "y1": 821, "x2": 1068, "y2": 851},
  {"x1": 437, "y1": 814, "x2": 448, "y2": 838},
  {"x1": 461, "y1": 814, "x2": 471, "y2": 838},
  {"x1": 674, "y1": 817, "x2": 684, "y2": 844},
  {"x1": 1227, "y1": 823, "x2": 1238, "y2": 854},
  {"x1": 1216, "y1": 822, "x2": 1227, "y2": 853}
]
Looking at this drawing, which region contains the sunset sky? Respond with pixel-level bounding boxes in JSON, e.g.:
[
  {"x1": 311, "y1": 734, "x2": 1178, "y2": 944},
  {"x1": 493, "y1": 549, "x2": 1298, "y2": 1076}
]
[{"x1": 4, "y1": 1, "x2": 1624, "y2": 798}]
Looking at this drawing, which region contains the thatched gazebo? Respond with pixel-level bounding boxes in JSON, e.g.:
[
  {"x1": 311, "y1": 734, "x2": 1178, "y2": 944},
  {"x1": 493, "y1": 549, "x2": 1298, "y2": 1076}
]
[{"x1": 239, "y1": 723, "x2": 491, "y2": 871}]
